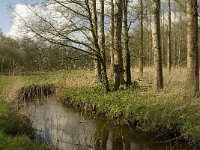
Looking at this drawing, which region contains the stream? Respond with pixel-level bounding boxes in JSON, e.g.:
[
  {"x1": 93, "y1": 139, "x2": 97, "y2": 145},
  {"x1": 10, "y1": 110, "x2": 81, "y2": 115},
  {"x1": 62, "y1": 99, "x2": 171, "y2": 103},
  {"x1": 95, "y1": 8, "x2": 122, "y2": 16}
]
[{"x1": 21, "y1": 97, "x2": 190, "y2": 150}]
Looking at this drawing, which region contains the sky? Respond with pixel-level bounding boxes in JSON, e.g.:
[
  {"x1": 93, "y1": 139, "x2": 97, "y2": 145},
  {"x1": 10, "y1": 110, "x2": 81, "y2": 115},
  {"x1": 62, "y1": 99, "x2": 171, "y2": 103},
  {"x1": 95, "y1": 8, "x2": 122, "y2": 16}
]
[
  {"x1": 0, "y1": 0, "x2": 141, "y2": 37},
  {"x1": 0, "y1": 0, "x2": 25, "y2": 33},
  {"x1": 0, "y1": 0, "x2": 169, "y2": 38}
]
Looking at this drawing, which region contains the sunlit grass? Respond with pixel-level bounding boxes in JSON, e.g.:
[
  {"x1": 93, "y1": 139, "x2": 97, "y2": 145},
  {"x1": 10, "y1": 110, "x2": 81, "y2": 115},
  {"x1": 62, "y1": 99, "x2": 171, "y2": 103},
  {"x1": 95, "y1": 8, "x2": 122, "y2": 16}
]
[
  {"x1": 62, "y1": 67, "x2": 200, "y2": 144},
  {"x1": 3, "y1": 67, "x2": 200, "y2": 144},
  {"x1": 65, "y1": 83, "x2": 200, "y2": 143}
]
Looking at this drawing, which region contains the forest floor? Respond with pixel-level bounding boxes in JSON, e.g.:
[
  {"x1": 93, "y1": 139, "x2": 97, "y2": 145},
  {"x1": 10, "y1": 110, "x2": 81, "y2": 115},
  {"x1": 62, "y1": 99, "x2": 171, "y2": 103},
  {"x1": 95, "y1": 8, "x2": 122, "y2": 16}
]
[{"x1": 2, "y1": 67, "x2": 200, "y2": 146}]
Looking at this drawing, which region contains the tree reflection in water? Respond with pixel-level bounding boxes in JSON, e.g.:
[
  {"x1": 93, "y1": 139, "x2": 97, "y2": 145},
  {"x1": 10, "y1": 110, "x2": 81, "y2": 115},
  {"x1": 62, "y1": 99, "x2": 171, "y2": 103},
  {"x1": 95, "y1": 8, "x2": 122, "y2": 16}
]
[{"x1": 21, "y1": 98, "x2": 186, "y2": 150}]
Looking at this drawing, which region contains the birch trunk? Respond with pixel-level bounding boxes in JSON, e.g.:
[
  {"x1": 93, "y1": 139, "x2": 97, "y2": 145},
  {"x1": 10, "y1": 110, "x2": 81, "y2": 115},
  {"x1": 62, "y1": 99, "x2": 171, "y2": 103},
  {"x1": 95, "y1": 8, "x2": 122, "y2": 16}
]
[
  {"x1": 123, "y1": 0, "x2": 132, "y2": 87},
  {"x1": 162, "y1": 11, "x2": 166, "y2": 66},
  {"x1": 100, "y1": 0, "x2": 110, "y2": 92},
  {"x1": 151, "y1": 0, "x2": 164, "y2": 91},
  {"x1": 139, "y1": 0, "x2": 144, "y2": 76},
  {"x1": 186, "y1": 0, "x2": 199, "y2": 97},
  {"x1": 109, "y1": 0, "x2": 115, "y2": 79},
  {"x1": 114, "y1": 0, "x2": 124, "y2": 90},
  {"x1": 92, "y1": 0, "x2": 102, "y2": 82},
  {"x1": 167, "y1": 0, "x2": 172, "y2": 73}
]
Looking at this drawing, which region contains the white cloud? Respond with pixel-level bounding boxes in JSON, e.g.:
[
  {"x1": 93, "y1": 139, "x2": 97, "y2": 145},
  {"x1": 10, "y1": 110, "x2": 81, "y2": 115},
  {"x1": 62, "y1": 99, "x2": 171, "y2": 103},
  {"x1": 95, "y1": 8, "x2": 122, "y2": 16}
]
[
  {"x1": 8, "y1": 4, "x2": 39, "y2": 38},
  {"x1": 8, "y1": 0, "x2": 183, "y2": 40},
  {"x1": 8, "y1": 3, "x2": 67, "y2": 39},
  {"x1": 9, "y1": 1, "x2": 139, "y2": 39}
]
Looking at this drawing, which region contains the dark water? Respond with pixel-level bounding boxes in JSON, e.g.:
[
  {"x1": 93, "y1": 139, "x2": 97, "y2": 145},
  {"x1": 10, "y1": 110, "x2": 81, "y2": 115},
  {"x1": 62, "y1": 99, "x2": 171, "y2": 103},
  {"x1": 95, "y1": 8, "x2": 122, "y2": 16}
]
[{"x1": 22, "y1": 97, "x2": 190, "y2": 150}]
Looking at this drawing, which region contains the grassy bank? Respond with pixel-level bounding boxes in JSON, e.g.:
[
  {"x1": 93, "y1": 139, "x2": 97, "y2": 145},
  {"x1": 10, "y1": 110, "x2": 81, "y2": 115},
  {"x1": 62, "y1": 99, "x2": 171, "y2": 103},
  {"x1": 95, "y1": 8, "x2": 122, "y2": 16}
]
[
  {"x1": 64, "y1": 85, "x2": 200, "y2": 144},
  {"x1": 0, "y1": 77, "x2": 48, "y2": 150},
  {"x1": 4, "y1": 68, "x2": 200, "y2": 146},
  {"x1": 61, "y1": 68, "x2": 200, "y2": 145}
]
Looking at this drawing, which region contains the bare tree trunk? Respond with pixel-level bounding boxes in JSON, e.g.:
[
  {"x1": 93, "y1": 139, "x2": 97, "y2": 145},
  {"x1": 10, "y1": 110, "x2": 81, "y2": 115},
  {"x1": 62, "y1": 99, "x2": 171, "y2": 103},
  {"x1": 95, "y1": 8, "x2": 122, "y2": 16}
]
[
  {"x1": 114, "y1": 0, "x2": 124, "y2": 91},
  {"x1": 151, "y1": 0, "x2": 164, "y2": 91},
  {"x1": 177, "y1": 3, "x2": 183, "y2": 68},
  {"x1": 110, "y1": 0, "x2": 115, "y2": 79},
  {"x1": 139, "y1": 0, "x2": 144, "y2": 76},
  {"x1": 92, "y1": 0, "x2": 102, "y2": 82},
  {"x1": 100, "y1": 0, "x2": 110, "y2": 92},
  {"x1": 100, "y1": 0, "x2": 105, "y2": 64},
  {"x1": 178, "y1": 33, "x2": 182, "y2": 67},
  {"x1": 186, "y1": 0, "x2": 199, "y2": 97},
  {"x1": 94, "y1": 58, "x2": 102, "y2": 82},
  {"x1": 167, "y1": 0, "x2": 172, "y2": 73},
  {"x1": 162, "y1": 11, "x2": 166, "y2": 66},
  {"x1": 178, "y1": 8, "x2": 182, "y2": 67},
  {"x1": 148, "y1": 7, "x2": 153, "y2": 66},
  {"x1": 174, "y1": 33, "x2": 177, "y2": 66},
  {"x1": 123, "y1": 0, "x2": 132, "y2": 87},
  {"x1": 147, "y1": 28, "x2": 151, "y2": 67},
  {"x1": 174, "y1": 6, "x2": 178, "y2": 67},
  {"x1": 177, "y1": 35, "x2": 181, "y2": 67}
]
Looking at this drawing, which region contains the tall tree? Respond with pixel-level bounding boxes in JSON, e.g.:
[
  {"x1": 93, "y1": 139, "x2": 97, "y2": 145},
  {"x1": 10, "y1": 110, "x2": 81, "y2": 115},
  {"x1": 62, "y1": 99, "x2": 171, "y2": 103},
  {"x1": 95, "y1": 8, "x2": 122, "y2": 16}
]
[
  {"x1": 14, "y1": 0, "x2": 112, "y2": 91},
  {"x1": 100, "y1": 0, "x2": 110, "y2": 92},
  {"x1": 92, "y1": 0, "x2": 102, "y2": 83},
  {"x1": 113, "y1": 0, "x2": 124, "y2": 90},
  {"x1": 123, "y1": 0, "x2": 132, "y2": 86},
  {"x1": 139, "y1": 0, "x2": 144, "y2": 76},
  {"x1": 147, "y1": 4, "x2": 153, "y2": 66},
  {"x1": 161, "y1": 8, "x2": 166, "y2": 66},
  {"x1": 173, "y1": 3, "x2": 178, "y2": 67},
  {"x1": 177, "y1": 4, "x2": 183, "y2": 67},
  {"x1": 151, "y1": 0, "x2": 164, "y2": 91},
  {"x1": 167, "y1": 0, "x2": 172, "y2": 72},
  {"x1": 110, "y1": 0, "x2": 115, "y2": 79},
  {"x1": 186, "y1": 0, "x2": 199, "y2": 97}
]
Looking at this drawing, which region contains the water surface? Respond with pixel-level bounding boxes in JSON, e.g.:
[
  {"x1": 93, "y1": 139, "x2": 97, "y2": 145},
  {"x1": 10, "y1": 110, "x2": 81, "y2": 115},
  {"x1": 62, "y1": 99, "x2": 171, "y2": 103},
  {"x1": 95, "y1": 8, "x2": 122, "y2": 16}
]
[{"x1": 22, "y1": 97, "x2": 190, "y2": 150}]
